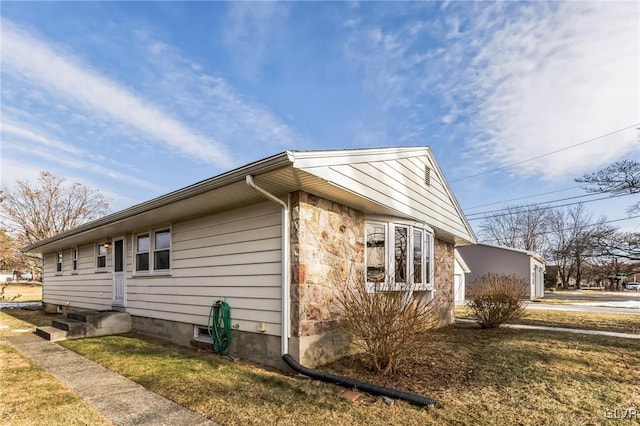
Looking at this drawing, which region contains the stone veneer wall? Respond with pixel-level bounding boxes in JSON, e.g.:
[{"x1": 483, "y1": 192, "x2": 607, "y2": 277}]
[
  {"x1": 289, "y1": 191, "x2": 365, "y2": 367},
  {"x1": 288, "y1": 191, "x2": 457, "y2": 367},
  {"x1": 432, "y1": 238, "x2": 456, "y2": 325}
]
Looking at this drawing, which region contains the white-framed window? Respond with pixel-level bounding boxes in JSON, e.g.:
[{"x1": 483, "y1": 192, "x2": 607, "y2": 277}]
[
  {"x1": 135, "y1": 233, "x2": 150, "y2": 272},
  {"x1": 134, "y1": 226, "x2": 171, "y2": 275},
  {"x1": 154, "y1": 229, "x2": 171, "y2": 271},
  {"x1": 365, "y1": 219, "x2": 434, "y2": 292},
  {"x1": 56, "y1": 252, "x2": 63, "y2": 274},
  {"x1": 71, "y1": 247, "x2": 79, "y2": 273},
  {"x1": 96, "y1": 243, "x2": 108, "y2": 270},
  {"x1": 193, "y1": 325, "x2": 211, "y2": 343}
]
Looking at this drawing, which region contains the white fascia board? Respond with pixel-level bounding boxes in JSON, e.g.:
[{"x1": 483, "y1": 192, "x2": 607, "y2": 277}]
[
  {"x1": 289, "y1": 146, "x2": 430, "y2": 169},
  {"x1": 23, "y1": 152, "x2": 294, "y2": 252}
]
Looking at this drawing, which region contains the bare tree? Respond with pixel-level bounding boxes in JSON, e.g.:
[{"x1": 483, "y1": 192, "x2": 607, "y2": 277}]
[
  {"x1": 597, "y1": 232, "x2": 640, "y2": 262},
  {"x1": 0, "y1": 228, "x2": 24, "y2": 272},
  {"x1": 480, "y1": 204, "x2": 550, "y2": 253},
  {"x1": 576, "y1": 159, "x2": 640, "y2": 213},
  {"x1": 547, "y1": 208, "x2": 575, "y2": 288},
  {"x1": 547, "y1": 204, "x2": 615, "y2": 288},
  {"x1": 1, "y1": 171, "x2": 110, "y2": 247}
]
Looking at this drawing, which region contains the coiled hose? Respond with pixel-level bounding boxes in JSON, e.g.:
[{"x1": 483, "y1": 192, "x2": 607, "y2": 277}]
[{"x1": 208, "y1": 300, "x2": 231, "y2": 354}]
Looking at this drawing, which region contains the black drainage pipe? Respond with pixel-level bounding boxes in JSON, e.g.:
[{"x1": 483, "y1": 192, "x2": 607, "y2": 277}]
[{"x1": 282, "y1": 354, "x2": 437, "y2": 407}]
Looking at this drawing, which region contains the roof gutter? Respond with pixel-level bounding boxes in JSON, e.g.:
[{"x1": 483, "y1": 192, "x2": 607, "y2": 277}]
[
  {"x1": 23, "y1": 152, "x2": 294, "y2": 252},
  {"x1": 245, "y1": 175, "x2": 290, "y2": 356}
]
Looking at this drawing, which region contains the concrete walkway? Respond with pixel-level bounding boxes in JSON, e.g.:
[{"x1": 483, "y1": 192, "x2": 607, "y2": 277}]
[
  {"x1": 4, "y1": 334, "x2": 218, "y2": 426},
  {"x1": 456, "y1": 318, "x2": 640, "y2": 339}
]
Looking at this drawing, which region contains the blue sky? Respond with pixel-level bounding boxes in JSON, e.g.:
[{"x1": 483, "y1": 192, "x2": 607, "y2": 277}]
[{"x1": 1, "y1": 1, "x2": 639, "y2": 236}]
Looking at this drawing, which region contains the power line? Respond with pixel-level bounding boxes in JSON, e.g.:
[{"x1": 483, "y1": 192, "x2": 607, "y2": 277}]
[
  {"x1": 450, "y1": 123, "x2": 639, "y2": 183},
  {"x1": 465, "y1": 191, "x2": 611, "y2": 218},
  {"x1": 466, "y1": 192, "x2": 634, "y2": 221},
  {"x1": 479, "y1": 214, "x2": 640, "y2": 245},
  {"x1": 464, "y1": 185, "x2": 582, "y2": 210}
]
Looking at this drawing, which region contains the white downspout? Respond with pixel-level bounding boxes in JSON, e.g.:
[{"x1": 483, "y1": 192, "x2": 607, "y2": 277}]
[{"x1": 245, "y1": 175, "x2": 290, "y2": 355}]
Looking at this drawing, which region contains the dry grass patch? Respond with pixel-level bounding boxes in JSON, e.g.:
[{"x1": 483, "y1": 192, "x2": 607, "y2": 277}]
[
  {"x1": 5, "y1": 308, "x2": 639, "y2": 425},
  {"x1": 1, "y1": 283, "x2": 42, "y2": 302},
  {"x1": 61, "y1": 334, "x2": 435, "y2": 426},
  {"x1": 456, "y1": 305, "x2": 640, "y2": 334},
  {"x1": 0, "y1": 311, "x2": 111, "y2": 425},
  {"x1": 325, "y1": 324, "x2": 640, "y2": 425}
]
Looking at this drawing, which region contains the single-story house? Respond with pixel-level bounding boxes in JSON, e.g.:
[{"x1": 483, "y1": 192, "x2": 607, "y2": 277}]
[
  {"x1": 25, "y1": 147, "x2": 477, "y2": 369},
  {"x1": 453, "y1": 249, "x2": 471, "y2": 305},
  {"x1": 457, "y1": 243, "x2": 545, "y2": 300}
]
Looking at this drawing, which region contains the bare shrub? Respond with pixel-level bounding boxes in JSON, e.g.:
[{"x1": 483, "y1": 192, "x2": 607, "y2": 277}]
[
  {"x1": 467, "y1": 273, "x2": 528, "y2": 328},
  {"x1": 333, "y1": 277, "x2": 438, "y2": 374}
]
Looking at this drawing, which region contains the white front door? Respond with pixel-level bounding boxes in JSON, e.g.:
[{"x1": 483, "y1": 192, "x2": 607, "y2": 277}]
[{"x1": 112, "y1": 236, "x2": 126, "y2": 307}]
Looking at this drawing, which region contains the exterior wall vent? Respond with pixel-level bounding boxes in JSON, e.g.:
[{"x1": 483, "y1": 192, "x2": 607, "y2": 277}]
[{"x1": 424, "y1": 165, "x2": 431, "y2": 186}]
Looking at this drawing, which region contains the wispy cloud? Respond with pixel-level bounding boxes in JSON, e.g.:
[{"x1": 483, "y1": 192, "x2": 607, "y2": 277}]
[
  {"x1": 134, "y1": 32, "x2": 303, "y2": 157},
  {"x1": 2, "y1": 124, "x2": 166, "y2": 193},
  {"x1": 342, "y1": 2, "x2": 639, "y2": 179},
  {"x1": 449, "y1": 2, "x2": 639, "y2": 179},
  {"x1": 222, "y1": 2, "x2": 289, "y2": 80},
  {"x1": 1, "y1": 18, "x2": 233, "y2": 168}
]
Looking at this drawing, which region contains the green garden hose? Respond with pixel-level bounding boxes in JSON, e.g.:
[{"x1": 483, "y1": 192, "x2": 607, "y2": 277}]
[{"x1": 208, "y1": 300, "x2": 231, "y2": 354}]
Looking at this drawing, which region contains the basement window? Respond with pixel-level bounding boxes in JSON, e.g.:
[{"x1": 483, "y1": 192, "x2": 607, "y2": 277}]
[{"x1": 194, "y1": 326, "x2": 211, "y2": 342}]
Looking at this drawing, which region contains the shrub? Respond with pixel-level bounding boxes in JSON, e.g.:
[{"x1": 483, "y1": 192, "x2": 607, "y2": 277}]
[
  {"x1": 333, "y1": 277, "x2": 438, "y2": 374},
  {"x1": 466, "y1": 273, "x2": 528, "y2": 328}
]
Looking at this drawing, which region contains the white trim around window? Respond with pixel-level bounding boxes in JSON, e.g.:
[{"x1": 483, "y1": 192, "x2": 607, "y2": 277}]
[
  {"x1": 95, "y1": 242, "x2": 109, "y2": 272},
  {"x1": 134, "y1": 226, "x2": 172, "y2": 276},
  {"x1": 55, "y1": 251, "x2": 63, "y2": 275},
  {"x1": 71, "y1": 247, "x2": 79, "y2": 274},
  {"x1": 365, "y1": 218, "x2": 434, "y2": 292}
]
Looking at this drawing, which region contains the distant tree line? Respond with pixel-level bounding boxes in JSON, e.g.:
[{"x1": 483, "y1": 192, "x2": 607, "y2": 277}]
[{"x1": 479, "y1": 160, "x2": 640, "y2": 289}]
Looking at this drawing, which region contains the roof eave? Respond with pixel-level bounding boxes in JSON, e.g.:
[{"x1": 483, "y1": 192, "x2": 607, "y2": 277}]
[{"x1": 23, "y1": 151, "x2": 294, "y2": 252}]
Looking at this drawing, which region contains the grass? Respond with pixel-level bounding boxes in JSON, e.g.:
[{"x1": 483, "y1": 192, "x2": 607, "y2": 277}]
[
  {"x1": 0, "y1": 310, "x2": 112, "y2": 426},
  {"x1": 3, "y1": 307, "x2": 640, "y2": 425},
  {"x1": 1, "y1": 283, "x2": 42, "y2": 302},
  {"x1": 456, "y1": 306, "x2": 640, "y2": 334}
]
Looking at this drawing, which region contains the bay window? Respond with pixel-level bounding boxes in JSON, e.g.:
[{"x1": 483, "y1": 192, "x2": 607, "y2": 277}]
[{"x1": 365, "y1": 220, "x2": 434, "y2": 291}]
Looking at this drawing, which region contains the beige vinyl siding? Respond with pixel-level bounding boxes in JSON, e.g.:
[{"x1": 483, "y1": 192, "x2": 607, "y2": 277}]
[
  {"x1": 43, "y1": 245, "x2": 113, "y2": 311},
  {"x1": 300, "y1": 154, "x2": 472, "y2": 240},
  {"x1": 126, "y1": 202, "x2": 283, "y2": 336}
]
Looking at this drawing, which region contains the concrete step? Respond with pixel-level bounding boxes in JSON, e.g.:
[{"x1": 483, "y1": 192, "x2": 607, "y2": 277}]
[
  {"x1": 34, "y1": 310, "x2": 132, "y2": 343},
  {"x1": 35, "y1": 326, "x2": 69, "y2": 342},
  {"x1": 82, "y1": 311, "x2": 132, "y2": 336},
  {"x1": 52, "y1": 318, "x2": 85, "y2": 331},
  {"x1": 52, "y1": 318, "x2": 87, "y2": 338},
  {"x1": 67, "y1": 310, "x2": 99, "y2": 322}
]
